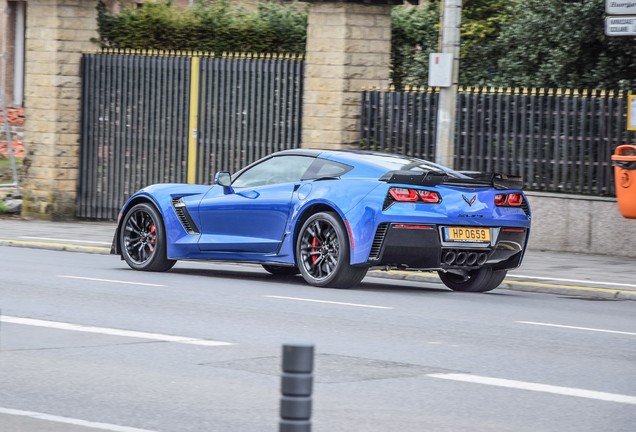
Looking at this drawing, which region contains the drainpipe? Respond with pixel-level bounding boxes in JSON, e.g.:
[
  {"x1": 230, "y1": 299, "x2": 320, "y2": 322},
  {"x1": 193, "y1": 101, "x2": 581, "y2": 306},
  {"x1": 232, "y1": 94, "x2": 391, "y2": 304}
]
[{"x1": 13, "y1": 0, "x2": 25, "y2": 107}]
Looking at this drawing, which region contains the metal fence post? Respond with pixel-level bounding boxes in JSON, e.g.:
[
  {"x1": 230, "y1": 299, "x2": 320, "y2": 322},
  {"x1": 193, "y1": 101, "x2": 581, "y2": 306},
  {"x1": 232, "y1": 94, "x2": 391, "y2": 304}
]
[
  {"x1": 187, "y1": 55, "x2": 200, "y2": 185},
  {"x1": 280, "y1": 343, "x2": 314, "y2": 432}
]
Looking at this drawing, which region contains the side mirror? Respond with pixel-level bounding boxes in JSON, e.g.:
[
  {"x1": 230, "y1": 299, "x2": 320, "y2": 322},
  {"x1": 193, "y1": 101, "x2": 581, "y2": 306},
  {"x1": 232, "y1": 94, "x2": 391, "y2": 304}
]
[{"x1": 215, "y1": 171, "x2": 232, "y2": 187}]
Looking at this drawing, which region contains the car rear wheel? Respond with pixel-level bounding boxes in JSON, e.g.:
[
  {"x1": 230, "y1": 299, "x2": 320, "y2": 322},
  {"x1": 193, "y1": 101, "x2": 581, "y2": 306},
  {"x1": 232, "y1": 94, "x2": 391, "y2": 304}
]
[
  {"x1": 296, "y1": 212, "x2": 367, "y2": 288},
  {"x1": 438, "y1": 267, "x2": 507, "y2": 292},
  {"x1": 262, "y1": 264, "x2": 300, "y2": 276},
  {"x1": 120, "y1": 203, "x2": 176, "y2": 272}
]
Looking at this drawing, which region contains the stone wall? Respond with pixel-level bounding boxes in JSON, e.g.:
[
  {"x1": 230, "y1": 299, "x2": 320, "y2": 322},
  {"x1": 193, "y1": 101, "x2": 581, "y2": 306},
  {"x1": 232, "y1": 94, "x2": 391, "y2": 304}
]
[
  {"x1": 526, "y1": 192, "x2": 636, "y2": 258},
  {"x1": 21, "y1": 0, "x2": 98, "y2": 219},
  {"x1": 302, "y1": 3, "x2": 392, "y2": 150}
]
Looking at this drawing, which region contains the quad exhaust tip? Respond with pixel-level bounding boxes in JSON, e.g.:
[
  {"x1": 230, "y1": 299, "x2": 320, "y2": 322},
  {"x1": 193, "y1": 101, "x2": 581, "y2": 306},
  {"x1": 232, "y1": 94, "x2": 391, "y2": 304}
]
[{"x1": 443, "y1": 250, "x2": 488, "y2": 266}]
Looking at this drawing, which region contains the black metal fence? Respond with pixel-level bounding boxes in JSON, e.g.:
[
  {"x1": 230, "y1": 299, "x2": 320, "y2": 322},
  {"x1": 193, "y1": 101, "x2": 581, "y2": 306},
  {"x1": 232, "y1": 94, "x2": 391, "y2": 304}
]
[
  {"x1": 79, "y1": 51, "x2": 634, "y2": 220},
  {"x1": 360, "y1": 87, "x2": 636, "y2": 196},
  {"x1": 78, "y1": 51, "x2": 303, "y2": 219},
  {"x1": 196, "y1": 54, "x2": 304, "y2": 184}
]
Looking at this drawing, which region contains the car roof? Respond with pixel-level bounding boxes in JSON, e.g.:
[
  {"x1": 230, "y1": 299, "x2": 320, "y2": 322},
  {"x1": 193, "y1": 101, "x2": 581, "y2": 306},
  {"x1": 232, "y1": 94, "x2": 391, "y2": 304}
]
[
  {"x1": 271, "y1": 149, "x2": 452, "y2": 176},
  {"x1": 272, "y1": 148, "x2": 422, "y2": 164}
]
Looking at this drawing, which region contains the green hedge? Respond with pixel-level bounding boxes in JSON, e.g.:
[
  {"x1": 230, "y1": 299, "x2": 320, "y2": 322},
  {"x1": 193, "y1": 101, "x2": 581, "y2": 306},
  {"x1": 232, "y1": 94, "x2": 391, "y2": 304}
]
[
  {"x1": 97, "y1": 0, "x2": 307, "y2": 54},
  {"x1": 97, "y1": 0, "x2": 634, "y2": 90}
]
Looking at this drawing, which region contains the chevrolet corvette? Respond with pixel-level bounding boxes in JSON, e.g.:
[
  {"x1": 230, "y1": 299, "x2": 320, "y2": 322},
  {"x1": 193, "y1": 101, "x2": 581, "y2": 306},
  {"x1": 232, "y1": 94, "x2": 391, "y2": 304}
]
[{"x1": 111, "y1": 149, "x2": 531, "y2": 292}]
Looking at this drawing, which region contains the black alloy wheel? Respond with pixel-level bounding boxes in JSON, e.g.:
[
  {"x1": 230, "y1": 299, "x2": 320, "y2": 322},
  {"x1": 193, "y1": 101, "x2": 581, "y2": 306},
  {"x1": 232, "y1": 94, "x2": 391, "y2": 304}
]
[
  {"x1": 437, "y1": 267, "x2": 507, "y2": 292},
  {"x1": 296, "y1": 212, "x2": 367, "y2": 288},
  {"x1": 120, "y1": 202, "x2": 176, "y2": 272}
]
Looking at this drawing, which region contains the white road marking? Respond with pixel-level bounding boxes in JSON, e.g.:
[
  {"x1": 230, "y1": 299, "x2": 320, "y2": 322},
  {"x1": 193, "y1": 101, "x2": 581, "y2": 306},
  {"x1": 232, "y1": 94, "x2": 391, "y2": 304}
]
[
  {"x1": 507, "y1": 273, "x2": 636, "y2": 289},
  {"x1": 20, "y1": 236, "x2": 112, "y2": 245},
  {"x1": 265, "y1": 295, "x2": 393, "y2": 309},
  {"x1": 428, "y1": 373, "x2": 636, "y2": 405},
  {"x1": 0, "y1": 407, "x2": 158, "y2": 432},
  {"x1": 517, "y1": 321, "x2": 636, "y2": 336},
  {"x1": 0, "y1": 316, "x2": 233, "y2": 347},
  {"x1": 57, "y1": 275, "x2": 165, "y2": 287}
]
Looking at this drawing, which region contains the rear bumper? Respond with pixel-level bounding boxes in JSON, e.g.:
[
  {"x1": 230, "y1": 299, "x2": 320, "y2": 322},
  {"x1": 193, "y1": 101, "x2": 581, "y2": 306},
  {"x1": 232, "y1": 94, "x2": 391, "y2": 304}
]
[{"x1": 367, "y1": 223, "x2": 528, "y2": 271}]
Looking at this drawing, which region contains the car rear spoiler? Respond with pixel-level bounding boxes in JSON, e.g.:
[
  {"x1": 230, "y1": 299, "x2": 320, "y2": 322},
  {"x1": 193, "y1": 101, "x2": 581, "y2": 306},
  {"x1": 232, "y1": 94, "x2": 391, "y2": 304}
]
[{"x1": 379, "y1": 170, "x2": 523, "y2": 190}]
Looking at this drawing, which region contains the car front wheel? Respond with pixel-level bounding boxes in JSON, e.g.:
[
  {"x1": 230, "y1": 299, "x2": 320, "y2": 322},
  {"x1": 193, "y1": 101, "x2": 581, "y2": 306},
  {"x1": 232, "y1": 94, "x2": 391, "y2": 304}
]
[
  {"x1": 438, "y1": 267, "x2": 507, "y2": 292},
  {"x1": 296, "y1": 212, "x2": 367, "y2": 288},
  {"x1": 120, "y1": 202, "x2": 176, "y2": 272}
]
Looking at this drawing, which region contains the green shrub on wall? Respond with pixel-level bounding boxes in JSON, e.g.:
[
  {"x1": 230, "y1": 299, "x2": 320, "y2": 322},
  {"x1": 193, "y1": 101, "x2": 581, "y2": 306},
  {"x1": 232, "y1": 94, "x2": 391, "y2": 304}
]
[
  {"x1": 97, "y1": 0, "x2": 307, "y2": 53},
  {"x1": 390, "y1": 3, "x2": 439, "y2": 89},
  {"x1": 97, "y1": 0, "x2": 634, "y2": 89}
]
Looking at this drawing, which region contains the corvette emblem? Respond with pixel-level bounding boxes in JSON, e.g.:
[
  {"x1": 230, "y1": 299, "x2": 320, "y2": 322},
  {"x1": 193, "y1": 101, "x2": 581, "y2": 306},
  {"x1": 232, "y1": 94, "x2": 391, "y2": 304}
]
[{"x1": 462, "y1": 194, "x2": 477, "y2": 206}]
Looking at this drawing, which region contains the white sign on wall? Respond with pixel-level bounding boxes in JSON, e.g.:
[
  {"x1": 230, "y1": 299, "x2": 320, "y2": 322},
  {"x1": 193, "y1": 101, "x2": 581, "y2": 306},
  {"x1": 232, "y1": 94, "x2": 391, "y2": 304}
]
[
  {"x1": 606, "y1": 1, "x2": 636, "y2": 15},
  {"x1": 605, "y1": 16, "x2": 636, "y2": 36},
  {"x1": 428, "y1": 53, "x2": 453, "y2": 88},
  {"x1": 628, "y1": 95, "x2": 636, "y2": 131}
]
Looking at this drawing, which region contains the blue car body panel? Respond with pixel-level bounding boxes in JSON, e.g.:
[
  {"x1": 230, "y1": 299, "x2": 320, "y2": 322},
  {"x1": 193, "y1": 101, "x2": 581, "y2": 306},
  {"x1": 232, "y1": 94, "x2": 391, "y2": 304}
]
[{"x1": 113, "y1": 150, "x2": 531, "y2": 271}]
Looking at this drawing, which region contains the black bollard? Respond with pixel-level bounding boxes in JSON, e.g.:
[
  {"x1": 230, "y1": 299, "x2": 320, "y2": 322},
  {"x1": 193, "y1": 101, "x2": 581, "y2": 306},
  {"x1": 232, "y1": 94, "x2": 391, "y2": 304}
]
[{"x1": 279, "y1": 343, "x2": 314, "y2": 432}]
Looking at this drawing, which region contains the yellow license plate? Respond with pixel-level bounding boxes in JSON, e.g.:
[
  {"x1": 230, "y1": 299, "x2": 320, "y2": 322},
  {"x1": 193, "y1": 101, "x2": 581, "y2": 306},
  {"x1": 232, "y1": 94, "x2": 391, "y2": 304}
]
[{"x1": 445, "y1": 227, "x2": 490, "y2": 242}]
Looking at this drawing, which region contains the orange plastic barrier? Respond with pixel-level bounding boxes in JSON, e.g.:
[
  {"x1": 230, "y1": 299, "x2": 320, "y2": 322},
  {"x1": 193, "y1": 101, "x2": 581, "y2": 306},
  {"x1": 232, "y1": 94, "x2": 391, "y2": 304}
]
[{"x1": 612, "y1": 144, "x2": 636, "y2": 219}]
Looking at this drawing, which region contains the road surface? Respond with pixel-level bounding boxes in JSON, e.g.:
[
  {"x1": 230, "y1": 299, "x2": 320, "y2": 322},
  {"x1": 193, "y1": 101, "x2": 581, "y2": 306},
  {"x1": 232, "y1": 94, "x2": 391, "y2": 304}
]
[{"x1": 0, "y1": 246, "x2": 634, "y2": 431}]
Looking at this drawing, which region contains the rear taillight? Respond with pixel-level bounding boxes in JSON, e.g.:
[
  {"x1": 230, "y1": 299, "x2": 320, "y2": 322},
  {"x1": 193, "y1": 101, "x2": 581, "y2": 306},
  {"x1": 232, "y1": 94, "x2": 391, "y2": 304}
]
[
  {"x1": 389, "y1": 188, "x2": 419, "y2": 202},
  {"x1": 507, "y1": 193, "x2": 524, "y2": 207},
  {"x1": 418, "y1": 190, "x2": 441, "y2": 204},
  {"x1": 388, "y1": 187, "x2": 441, "y2": 204},
  {"x1": 495, "y1": 193, "x2": 524, "y2": 207}
]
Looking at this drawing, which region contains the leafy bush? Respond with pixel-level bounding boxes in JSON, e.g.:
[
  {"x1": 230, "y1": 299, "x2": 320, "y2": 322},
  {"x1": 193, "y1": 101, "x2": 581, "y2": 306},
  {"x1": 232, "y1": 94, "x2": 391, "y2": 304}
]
[
  {"x1": 490, "y1": 0, "x2": 635, "y2": 89},
  {"x1": 97, "y1": 0, "x2": 306, "y2": 54},
  {"x1": 391, "y1": 3, "x2": 439, "y2": 88},
  {"x1": 97, "y1": 0, "x2": 634, "y2": 89}
]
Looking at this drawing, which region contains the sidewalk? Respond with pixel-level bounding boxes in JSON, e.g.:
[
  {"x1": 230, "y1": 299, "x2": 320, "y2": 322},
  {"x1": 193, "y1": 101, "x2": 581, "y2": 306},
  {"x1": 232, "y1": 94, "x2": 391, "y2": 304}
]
[{"x1": 1, "y1": 218, "x2": 634, "y2": 301}]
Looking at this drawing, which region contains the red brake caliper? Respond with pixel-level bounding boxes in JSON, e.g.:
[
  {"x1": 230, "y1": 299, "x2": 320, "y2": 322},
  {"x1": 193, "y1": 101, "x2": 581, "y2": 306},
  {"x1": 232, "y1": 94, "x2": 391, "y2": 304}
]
[
  {"x1": 149, "y1": 224, "x2": 156, "y2": 252},
  {"x1": 310, "y1": 237, "x2": 319, "y2": 264}
]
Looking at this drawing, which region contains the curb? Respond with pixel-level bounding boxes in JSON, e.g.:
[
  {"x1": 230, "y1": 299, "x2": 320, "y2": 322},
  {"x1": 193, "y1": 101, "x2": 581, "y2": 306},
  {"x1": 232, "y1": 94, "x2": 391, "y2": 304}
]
[
  {"x1": 0, "y1": 239, "x2": 110, "y2": 255},
  {"x1": 2, "y1": 239, "x2": 634, "y2": 301},
  {"x1": 368, "y1": 270, "x2": 636, "y2": 301}
]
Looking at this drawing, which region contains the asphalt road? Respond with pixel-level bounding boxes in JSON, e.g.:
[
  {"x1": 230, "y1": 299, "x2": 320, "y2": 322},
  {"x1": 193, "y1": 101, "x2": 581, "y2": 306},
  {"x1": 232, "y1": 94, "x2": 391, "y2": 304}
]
[{"x1": 0, "y1": 246, "x2": 635, "y2": 432}]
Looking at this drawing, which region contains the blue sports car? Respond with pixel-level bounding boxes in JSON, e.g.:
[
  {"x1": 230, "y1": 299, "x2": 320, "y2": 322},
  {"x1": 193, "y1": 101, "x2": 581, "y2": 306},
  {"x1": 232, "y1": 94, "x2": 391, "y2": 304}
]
[{"x1": 111, "y1": 150, "x2": 531, "y2": 292}]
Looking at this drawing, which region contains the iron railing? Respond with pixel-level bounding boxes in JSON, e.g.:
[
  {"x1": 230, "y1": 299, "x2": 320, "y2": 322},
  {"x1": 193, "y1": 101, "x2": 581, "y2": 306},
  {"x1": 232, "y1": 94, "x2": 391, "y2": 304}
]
[
  {"x1": 79, "y1": 52, "x2": 191, "y2": 219},
  {"x1": 196, "y1": 54, "x2": 304, "y2": 184},
  {"x1": 78, "y1": 51, "x2": 303, "y2": 219},
  {"x1": 79, "y1": 50, "x2": 634, "y2": 220},
  {"x1": 360, "y1": 87, "x2": 636, "y2": 196}
]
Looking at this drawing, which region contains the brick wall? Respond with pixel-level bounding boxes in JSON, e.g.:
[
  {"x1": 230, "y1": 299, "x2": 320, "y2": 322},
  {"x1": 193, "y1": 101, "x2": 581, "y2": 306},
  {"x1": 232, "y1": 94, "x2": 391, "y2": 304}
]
[
  {"x1": 22, "y1": 0, "x2": 99, "y2": 219},
  {"x1": 0, "y1": 107, "x2": 25, "y2": 159}
]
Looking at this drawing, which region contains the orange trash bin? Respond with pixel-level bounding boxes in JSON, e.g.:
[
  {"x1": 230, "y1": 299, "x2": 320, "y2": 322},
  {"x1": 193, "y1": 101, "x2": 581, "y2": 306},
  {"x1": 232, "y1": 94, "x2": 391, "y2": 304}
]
[{"x1": 612, "y1": 144, "x2": 636, "y2": 219}]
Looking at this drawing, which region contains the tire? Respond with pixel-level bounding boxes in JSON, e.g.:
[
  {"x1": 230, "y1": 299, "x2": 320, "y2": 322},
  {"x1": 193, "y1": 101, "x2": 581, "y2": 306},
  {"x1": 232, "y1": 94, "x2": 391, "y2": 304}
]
[
  {"x1": 120, "y1": 202, "x2": 176, "y2": 272},
  {"x1": 262, "y1": 264, "x2": 300, "y2": 276},
  {"x1": 437, "y1": 267, "x2": 507, "y2": 292},
  {"x1": 296, "y1": 212, "x2": 367, "y2": 288}
]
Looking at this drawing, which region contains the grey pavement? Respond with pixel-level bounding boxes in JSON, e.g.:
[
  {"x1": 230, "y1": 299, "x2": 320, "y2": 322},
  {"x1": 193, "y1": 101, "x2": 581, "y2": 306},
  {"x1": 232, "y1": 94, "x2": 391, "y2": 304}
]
[{"x1": 0, "y1": 217, "x2": 634, "y2": 300}]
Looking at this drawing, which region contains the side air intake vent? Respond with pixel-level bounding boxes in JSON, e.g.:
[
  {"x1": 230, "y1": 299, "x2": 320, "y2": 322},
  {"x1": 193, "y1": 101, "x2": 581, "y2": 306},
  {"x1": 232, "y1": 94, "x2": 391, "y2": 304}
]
[
  {"x1": 369, "y1": 223, "x2": 389, "y2": 260},
  {"x1": 172, "y1": 197, "x2": 200, "y2": 234}
]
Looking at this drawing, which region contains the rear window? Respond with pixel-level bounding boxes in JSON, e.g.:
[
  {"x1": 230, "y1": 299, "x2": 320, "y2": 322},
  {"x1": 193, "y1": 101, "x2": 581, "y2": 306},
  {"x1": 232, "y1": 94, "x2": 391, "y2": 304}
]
[
  {"x1": 302, "y1": 158, "x2": 352, "y2": 180},
  {"x1": 354, "y1": 153, "x2": 467, "y2": 178}
]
